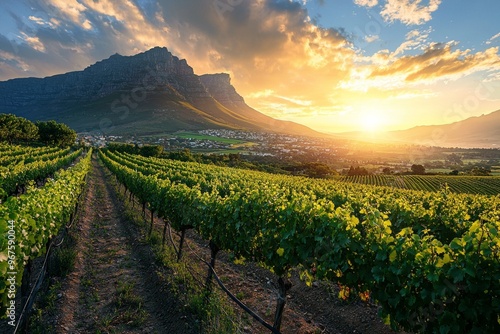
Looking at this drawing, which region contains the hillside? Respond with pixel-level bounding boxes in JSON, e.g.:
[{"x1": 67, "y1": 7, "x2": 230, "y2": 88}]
[
  {"x1": 0, "y1": 47, "x2": 320, "y2": 137},
  {"x1": 388, "y1": 110, "x2": 500, "y2": 148},
  {"x1": 339, "y1": 110, "x2": 500, "y2": 148}
]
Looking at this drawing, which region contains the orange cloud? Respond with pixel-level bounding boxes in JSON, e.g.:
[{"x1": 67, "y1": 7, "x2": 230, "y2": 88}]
[
  {"x1": 370, "y1": 42, "x2": 500, "y2": 82},
  {"x1": 152, "y1": 0, "x2": 355, "y2": 110}
]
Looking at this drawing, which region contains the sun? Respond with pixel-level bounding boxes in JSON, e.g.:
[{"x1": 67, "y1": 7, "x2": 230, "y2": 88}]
[{"x1": 360, "y1": 111, "x2": 387, "y2": 133}]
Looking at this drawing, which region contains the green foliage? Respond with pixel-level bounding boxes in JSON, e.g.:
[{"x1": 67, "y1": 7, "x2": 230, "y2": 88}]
[
  {"x1": 36, "y1": 120, "x2": 77, "y2": 147},
  {"x1": 50, "y1": 246, "x2": 77, "y2": 277},
  {"x1": 347, "y1": 165, "x2": 370, "y2": 176},
  {"x1": 107, "y1": 142, "x2": 164, "y2": 157},
  {"x1": 469, "y1": 167, "x2": 491, "y2": 176},
  {"x1": 0, "y1": 188, "x2": 6, "y2": 202},
  {"x1": 0, "y1": 149, "x2": 92, "y2": 317},
  {"x1": 0, "y1": 146, "x2": 82, "y2": 196},
  {"x1": 117, "y1": 186, "x2": 234, "y2": 334},
  {"x1": 99, "y1": 149, "x2": 500, "y2": 333},
  {"x1": 107, "y1": 142, "x2": 137, "y2": 153},
  {"x1": 26, "y1": 281, "x2": 62, "y2": 334},
  {"x1": 382, "y1": 167, "x2": 393, "y2": 175},
  {"x1": 283, "y1": 162, "x2": 336, "y2": 178},
  {"x1": 165, "y1": 148, "x2": 198, "y2": 162},
  {"x1": 139, "y1": 144, "x2": 164, "y2": 157},
  {"x1": 411, "y1": 164, "x2": 426, "y2": 175},
  {"x1": 0, "y1": 114, "x2": 77, "y2": 147},
  {"x1": 447, "y1": 153, "x2": 464, "y2": 165},
  {"x1": 0, "y1": 113, "x2": 38, "y2": 143},
  {"x1": 340, "y1": 174, "x2": 500, "y2": 196}
]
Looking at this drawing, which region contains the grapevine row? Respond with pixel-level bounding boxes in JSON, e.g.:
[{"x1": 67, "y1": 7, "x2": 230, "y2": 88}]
[
  {"x1": 100, "y1": 149, "x2": 500, "y2": 333},
  {"x1": 340, "y1": 174, "x2": 500, "y2": 195},
  {"x1": 0, "y1": 149, "x2": 92, "y2": 316},
  {"x1": 111, "y1": 150, "x2": 497, "y2": 244},
  {"x1": 0, "y1": 146, "x2": 61, "y2": 167},
  {"x1": 0, "y1": 148, "x2": 82, "y2": 196},
  {"x1": 0, "y1": 144, "x2": 38, "y2": 157}
]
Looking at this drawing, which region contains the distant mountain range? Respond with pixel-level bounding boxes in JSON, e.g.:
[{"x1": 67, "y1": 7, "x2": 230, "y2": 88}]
[
  {"x1": 0, "y1": 47, "x2": 319, "y2": 137},
  {"x1": 338, "y1": 110, "x2": 500, "y2": 149},
  {"x1": 385, "y1": 110, "x2": 500, "y2": 148}
]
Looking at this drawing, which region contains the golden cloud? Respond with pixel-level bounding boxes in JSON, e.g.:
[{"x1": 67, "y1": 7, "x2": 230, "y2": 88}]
[{"x1": 370, "y1": 43, "x2": 500, "y2": 82}]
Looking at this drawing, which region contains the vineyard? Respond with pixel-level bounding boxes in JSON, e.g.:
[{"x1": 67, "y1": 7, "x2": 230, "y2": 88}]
[
  {"x1": 0, "y1": 144, "x2": 83, "y2": 198},
  {"x1": 99, "y1": 148, "x2": 500, "y2": 333},
  {"x1": 339, "y1": 174, "x2": 500, "y2": 195},
  {"x1": 1, "y1": 143, "x2": 499, "y2": 333},
  {"x1": 0, "y1": 143, "x2": 91, "y2": 328}
]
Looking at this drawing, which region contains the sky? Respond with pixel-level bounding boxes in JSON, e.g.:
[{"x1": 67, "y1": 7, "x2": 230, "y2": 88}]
[{"x1": 0, "y1": 0, "x2": 499, "y2": 133}]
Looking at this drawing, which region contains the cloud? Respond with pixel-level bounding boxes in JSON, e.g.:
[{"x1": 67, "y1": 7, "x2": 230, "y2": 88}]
[
  {"x1": 340, "y1": 37, "x2": 500, "y2": 95},
  {"x1": 355, "y1": 0, "x2": 441, "y2": 25},
  {"x1": 354, "y1": 0, "x2": 378, "y2": 8},
  {"x1": 380, "y1": 0, "x2": 441, "y2": 25},
  {"x1": 29, "y1": 16, "x2": 48, "y2": 26},
  {"x1": 491, "y1": 32, "x2": 500, "y2": 41},
  {"x1": 370, "y1": 42, "x2": 500, "y2": 82},
  {"x1": 364, "y1": 35, "x2": 379, "y2": 43},
  {"x1": 393, "y1": 28, "x2": 431, "y2": 56},
  {"x1": 275, "y1": 95, "x2": 313, "y2": 106},
  {"x1": 406, "y1": 46, "x2": 500, "y2": 82},
  {"x1": 0, "y1": 0, "x2": 175, "y2": 79},
  {"x1": 20, "y1": 32, "x2": 46, "y2": 52},
  {"x1": 247, "y1": 89, "x2": 275, "y2": 99},
  {"x1": 153, "y1": 0, "x2": 354, "y2": 106},
  {"x1": 45, "y1": 0, "x2": 87, "y2": 25},
  {"x1": 0, "y1": 0, "x2": 356, "y2": 122},
  {"x1": 486, "y1": 32, "x2": 500, "y2": 45}
]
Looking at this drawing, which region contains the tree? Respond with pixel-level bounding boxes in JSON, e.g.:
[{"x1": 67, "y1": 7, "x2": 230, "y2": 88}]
[
  {"x1": 228, "y1": 153, "x2": 241, "y2": 162},
  {"x1": 36, "y1": 120, "x2": 76, "y2": 147},
  {"x1": 139, "y1": 144, "x2": 164, "y2": 157},
  {"x1": 469, "y1": 167, "x2": 491, "y2": 176},
  {"x1": 166, "y1": 148, "x2": 198, "y2": 162},
  {"x1": 107, "y1": 142, "x2": 137, "y2": 153},
  {"x1": 347, "y1": 166, "x2": 370, "y2": 176},
  {"x1": 0, "y1": 114, "x2": 38, "y2": 143},
  {"x1": 446, "y1": 153, "x2": 463, "y2": 166},
  {"x1": 411, "y1": 164, "x2": 426, "y2": 175},
  {"x1": 303, "y1": 162, "x2": 335, "y2": 178},
  {"x1": 382, "y1": 167, "x2": 393, "y2": 175}
]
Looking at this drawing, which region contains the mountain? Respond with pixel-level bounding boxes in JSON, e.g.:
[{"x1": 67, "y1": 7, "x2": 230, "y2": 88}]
[
  {"x1": 387, "y1": 110, "x2": 500, "y2": 148},
  {"x1": 0, "y1": 47, "x2": 319, "y2": 137}
]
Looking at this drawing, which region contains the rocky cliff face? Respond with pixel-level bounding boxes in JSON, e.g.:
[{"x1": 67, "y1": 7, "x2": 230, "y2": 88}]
[
  {"x1": 0, "y1": 47, "x2": 319, "y2": 136},
  {"x1": 199, "y1": 73, "x2": 244, "y2": 104},
  {"x1": 0, "y1": 47, "x2": 212, "y2": 114}
]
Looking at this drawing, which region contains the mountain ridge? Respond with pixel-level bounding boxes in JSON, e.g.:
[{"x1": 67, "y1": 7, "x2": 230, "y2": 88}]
[
  {"x1": 0, "y1": 47, "x2": 321, "y2": 137},
  {"x1": 338, "y1": 110, "x2": 500, "y2": 148},
  {"x1": 387, "y1": 110, "x2": 500, "y2": 148}
]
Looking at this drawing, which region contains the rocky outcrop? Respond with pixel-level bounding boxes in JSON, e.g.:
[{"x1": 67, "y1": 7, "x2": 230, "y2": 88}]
[
  {"x1": 0, "y1": 46, "x2": 320, "y2": 137},
  {"x1": 199, "y1": 73, "x2": 244, "y2": 104},
  {"x1": 0, "y1": 47, "x2": 211, "y2": 114}
]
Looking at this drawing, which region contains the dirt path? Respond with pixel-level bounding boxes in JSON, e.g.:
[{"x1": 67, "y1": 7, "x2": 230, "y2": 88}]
[
  {"x1": 34, "y1": 153, "x2": 404, "y2": 334},
  {"x1": 53, "y1": 154, "x2": 197, "y2": 333}
]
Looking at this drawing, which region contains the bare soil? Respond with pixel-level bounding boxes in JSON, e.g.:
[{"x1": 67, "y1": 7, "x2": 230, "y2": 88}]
[
  {"x1": 44, "y1": 155, "x2": 197, "y2": 333},
  {"x1": 173, "y1": 228, "x2": 404, "y2": 334}
]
